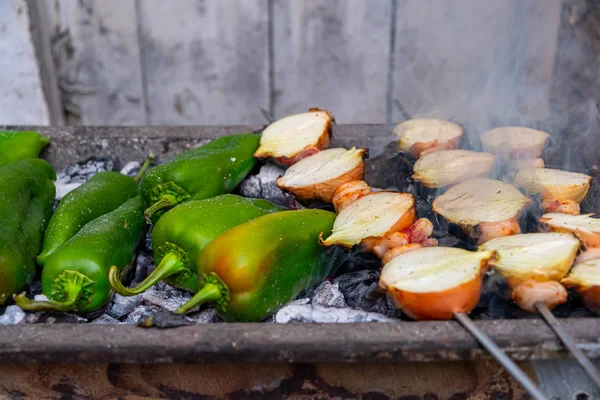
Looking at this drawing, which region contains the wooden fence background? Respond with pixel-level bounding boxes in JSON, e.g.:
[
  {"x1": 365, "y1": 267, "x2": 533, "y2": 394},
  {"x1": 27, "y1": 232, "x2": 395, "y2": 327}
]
[{"x1": 1, "y1": 0, "x2": 596, "y2": 130}]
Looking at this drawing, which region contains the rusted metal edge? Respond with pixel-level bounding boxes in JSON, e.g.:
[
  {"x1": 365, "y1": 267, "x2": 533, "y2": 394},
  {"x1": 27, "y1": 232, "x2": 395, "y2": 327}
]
[{"x1": 0, "y1": 319, "x2": 599, "y2": 364}]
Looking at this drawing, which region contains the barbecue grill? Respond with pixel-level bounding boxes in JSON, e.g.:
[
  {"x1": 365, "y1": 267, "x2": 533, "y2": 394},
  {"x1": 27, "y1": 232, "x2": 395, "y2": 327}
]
[{"x1": 0, "y1": 125, "x2": 599, "y2": 398}]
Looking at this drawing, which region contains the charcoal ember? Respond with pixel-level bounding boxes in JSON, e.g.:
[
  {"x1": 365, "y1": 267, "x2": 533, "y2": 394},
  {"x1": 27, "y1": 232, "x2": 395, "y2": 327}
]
[
  {"x1": 106, "y1": 294, "x2": 143, "y2": 319},
  {"x1": 138, "y1": 309, "x2": 195, "y2": 328},
  {"x1": 0, "y1": 305, "x2": 26, "y2": 325},
  {"x1": 334, "y1": 270, "x2": 403, "y2": 319},
  {"x1": 131, "y1": 251, "x2": 154, "y2": 286},
  {"x1": 310, "y1": 281, "x2": 347, "y2": 308},
  {"x1": 274, "y1": 303, "x2": 395, "y2": 323},
  {"x1": 238, "y1": 163, "x2": 298, "y2": 208},
  {"x1": 119, "y1": 161, "x2": 141, "y2": 178},
  {"x1": 124, "y1": 305, "x2": 160, "y2": 324},
  {"x1": 140, "y1": 284, "x2": 192, "y2": 312},
  {"x1": 91, "y1": 313, "x2": 122, "y2": 325},
  {"x1": 24, "y1": 311, "x2": 87, "y2": 324}
]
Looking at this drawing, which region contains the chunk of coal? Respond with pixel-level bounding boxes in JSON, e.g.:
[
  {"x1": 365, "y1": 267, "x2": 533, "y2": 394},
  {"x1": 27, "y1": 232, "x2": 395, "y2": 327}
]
[
  {"x1": 119, "y1": 161, "x2": 141, "y2": 178},
  {"x1": 334, "y1": 270, "x2": 403, "y2": 319},
  {"x1": 91, "y1": 313, "x2": 122, "y2": 325},
  {"x1": 187, "y1": 307, "x2": 221, "y2": 324},
  {"x1": 124, "y1": 305, "x2": 160, "y2": 324},
  {"x1": 26, "y1": 280, "x2": 42, "y2": 298},
  {"x1": 335, "y1": 250, "x2": 382, "y2": 274},
  {"x1": 106, "y1": 294, "x2": 143, "y2": 319},
  {"x1": 311, "y1": 281, "x2": 347, "y2": 308},
  {"x1": 131, "y1": 251, "x2": 154, "y2": 286},
  {"x1": 138, "y1": 309, "x2": 195, "y2": 328},
  {"x1": 55, "y1": 182, "x2": 82, "y2": 200},
  {"x1": 24, "y1": 312, "x2": 88, "y2": 324},
  {"x1": 238, "y1": 163, "x2": 298, "y2": 208},
  {"x1": 140, "y1": 284, "x2": 192, "y2": 312},
  {"x1": 143, "y1": 228, "x2": 153, "y2": 253},
  {"x1": 274, "y1": 303, "x2": 395, "y2": 323},
  {"x1": 0, "y1": 305, "x2": 26, "y2": 325},
  {"x1": 64, "y1": 157, "x2": 113, "y2": 179}
]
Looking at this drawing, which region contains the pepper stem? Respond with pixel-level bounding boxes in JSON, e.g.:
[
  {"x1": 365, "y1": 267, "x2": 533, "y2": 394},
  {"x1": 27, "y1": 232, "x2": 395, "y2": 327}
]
[
  {"x1": 176, "y1": 273, "x2": 230, "y2": 314},
  {"x1": 134, "y1": 152, "x2": 155, "y2": 183},
  {"x1": 144, "y1": 182, "x2": 192, "y2": 223},
  {"x1": 108, "y1": 244, "x2": 189, "y2": 296},
  {"x1": 14, "y1": 270, "x2": 94, "y2": 312}
]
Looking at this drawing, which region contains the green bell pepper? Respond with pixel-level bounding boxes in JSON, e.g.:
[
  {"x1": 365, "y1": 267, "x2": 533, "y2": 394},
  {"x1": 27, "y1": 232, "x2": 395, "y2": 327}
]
[
  {"x1": 0, "y1": 159, "x2": 56, "y2": 305},
  {"x1": 140, "y1": 133, "x2": 260, "y2": 222},
  {"x1": 15, "y1": 197, "x2": 145, "y2": 315},
  {"x1": 176, "y1": 209, "x2": 340, "y2": 321},
  {"x1": 0, "y1": 130, "x2": 50, "y2": 167},
  {"x1": 107, "y1": 194, "x2": 284, "y2": 295},
  {"x1": 37, "y1": 155, "x2": 153, "y2": 266}
]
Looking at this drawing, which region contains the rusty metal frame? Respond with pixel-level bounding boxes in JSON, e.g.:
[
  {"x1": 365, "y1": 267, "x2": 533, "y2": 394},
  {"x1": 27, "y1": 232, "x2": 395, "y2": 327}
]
[{"x1": 0, "y1": 125, "x2": 598, "y2": 364}]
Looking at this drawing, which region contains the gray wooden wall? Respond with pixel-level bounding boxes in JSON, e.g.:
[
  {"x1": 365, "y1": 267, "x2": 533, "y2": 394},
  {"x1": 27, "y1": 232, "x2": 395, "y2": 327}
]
[{"x1": 0, "y1": 0, "x2": 568, "y2": 127}]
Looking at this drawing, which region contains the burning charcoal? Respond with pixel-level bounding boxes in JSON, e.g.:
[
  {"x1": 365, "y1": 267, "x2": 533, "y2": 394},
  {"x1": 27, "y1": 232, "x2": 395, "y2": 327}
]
[
  {"x1": 119, "y1": 161, "x2": 142, "y2": 178},
  {"x1": 140, "y1": 285, "x2": 192, "y2": 312},
  {"x1": 274, "y1": 303, "x2": 395, "y2": 323},
  {"x1": 106, "y1": 293, "x2": 143, "y2": 319},
  {"x1": 334, "y1": 270, "x2": 403, "y2": 318},
  {"x1": 311, "y1": 281, "x2": 347, "y2": 308},
  {"x1": 138, "y1": 309, "x2": 195, "y2": 328},
  {"x1": 124, "y1": 305, "x2": 160, "y2": 324},
  {"x1": 132, "y1": 251, "x2": 154, "y2": 286},
  {"x1": 238, "y1": 163, "x2": 298, "y2": 208},
  {"x1": 91, "y1": 313, "x2": 122, "y2": 325},
  {"x1": 0, "y1": 306, "x2": 26, "y2": 325}
]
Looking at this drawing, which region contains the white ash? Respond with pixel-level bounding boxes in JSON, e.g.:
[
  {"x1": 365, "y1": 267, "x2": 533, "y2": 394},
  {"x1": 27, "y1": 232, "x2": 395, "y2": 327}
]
[
  {"x1": 125, "y1": 305, "x2": 160, "y2": 324},
  {"x1": 24, "y1": 311, "x2": 87, "y2": 324},
  {"x1": 91, "y1": 313, "x2": 122, "y2": 325},
  {"x1": 55, "y1": 182, "x2": 82, "y2": 200},
  {"x1": 142, "y1": 228, "x2": 153, "y2": 253},
  {"x1": 34, "y1": 294, "x2": 49, "y2": 302},
  {"x1": 140, "y1": 284, "x2": 192, "y2": 313},
  {"x1": 106, "y1": 293, "x2": 143, "y2": 319},
  {"x1": 274, "y1": 303, "x2": 395, "y2": 324},
  {"x1": 62, "y1": 158, "x2": 113, "y2": 181},
  {"x1": 119, "y1": 161, "x2": 141, "y2": 178},
  {"x1": 238, "y1": 163, "x2": 299, "y2": 208},
  {"x1": 311, "y1": 281, "x2": 347, "y2": 308},
  {"x1": 187, "y1": 308, "x2": 220, "y2": 324},
  {"x1": 132, "y1": 251, "x2": 154, "y2": 285},
  {"x1": 0, "y1": 306, "x2": 26, "y2": 325}
]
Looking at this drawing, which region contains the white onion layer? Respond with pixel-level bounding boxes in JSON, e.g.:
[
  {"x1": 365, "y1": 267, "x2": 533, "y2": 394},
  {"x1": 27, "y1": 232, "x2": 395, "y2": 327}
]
[
  {"x1": 394, "y1": 119, "x2": 462, "y2": 155},
  {"x1": 514, "y1": 168, "x2": 591, "y2": 203},
  {"x1": 412, "y1": 150, "x2": 496, "y2": 188}
]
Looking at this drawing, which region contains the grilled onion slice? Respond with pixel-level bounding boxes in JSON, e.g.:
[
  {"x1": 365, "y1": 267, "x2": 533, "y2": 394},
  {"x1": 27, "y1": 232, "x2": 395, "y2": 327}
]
[
  {"x1": 562, "y1": 257, "x2": 600, "y2": 314},
  {"x1": 514, "y1": 168, "x2": 591, "y2": 214},
  {"x1": 379, "y1": 247, "x2": 494, "y2": 320},
  {"x1": 394, "y1": 119, "x2": 462, "y2": 158},
  {"x1": 432, "y1": 179, "x2": 530, "y2": 243},
  {"x1": 539, "y1": 213, "x2": 600, "y2": 249},
  {"x1": 276, "y1": 147, "x2": 367, "y2": 203},
  {"x1": 319, "y1": 191, "x2": 416, "y2": 248},
  {"x1": 480, "y1": 233, "x2": 579, "y2": 284},
  {"x1": 254, "y1": 108, "x2": 333, "y2": 166},
  {"x1": 412, "y1": 150, "x2": 496, "y2": 188},
  {"x1": 481, "y1": 127, "x2": 549, "y2": 159}
]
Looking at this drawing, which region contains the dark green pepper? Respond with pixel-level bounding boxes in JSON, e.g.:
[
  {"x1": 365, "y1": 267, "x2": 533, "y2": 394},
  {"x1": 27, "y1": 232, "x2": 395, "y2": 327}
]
[
  {"x1": 0, "y1": 130, "x2": 50, "y2": 167},
  {"x1": 37, "y1": 155, "x2": 153, "y2": 266},
  {"x1": 0, "y1": 159, "x2": 56, "y2": 305},
  {"x1": 176, "y1": 209, "x2": 339, "y2": 321},
  {"x1": 140, "y1": 133, "x2": 260, "y2": 222},
  {"x1": 107, "y1": 194, "x2": 284, "y2": 295},
  {"x1": 15, "y1": 197, "x2": 145, "y2": 315}
]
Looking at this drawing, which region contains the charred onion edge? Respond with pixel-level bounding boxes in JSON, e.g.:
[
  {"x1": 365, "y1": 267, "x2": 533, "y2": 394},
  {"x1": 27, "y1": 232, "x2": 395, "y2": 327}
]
[
  {"x1": 254, "y1": 108, "x2": 334, "y2": 166},
  {"x1": 276, "y1": 148, "x2": 368, "y2": 203}
]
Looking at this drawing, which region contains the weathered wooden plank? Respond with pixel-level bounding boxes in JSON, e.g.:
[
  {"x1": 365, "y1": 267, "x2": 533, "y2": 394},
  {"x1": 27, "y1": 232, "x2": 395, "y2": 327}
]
[
  {"x1": 138, "y1": 0, "x2": 270, "y2": 125},
  {"x1": 391, "y1": 0, "x2": 561, "y2": 145},
  {"x1": 0, "y1": 0, "x2": 51, "y2": 125},
  {"x1": 272, "y1": 0, "x2": 392, "y2": 124},
  {"x1": 47, "y1": 0, "x2": 146, "y2": 125}
]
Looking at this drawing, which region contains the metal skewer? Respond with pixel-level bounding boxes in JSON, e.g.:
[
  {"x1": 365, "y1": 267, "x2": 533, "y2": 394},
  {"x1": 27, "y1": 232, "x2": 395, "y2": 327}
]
[
  {"x1": 534, "y1": 302, "x2": 600, "y2": 389},
  {"x1": 454, "y1": 312, "x2": 548, "y2": 400}
]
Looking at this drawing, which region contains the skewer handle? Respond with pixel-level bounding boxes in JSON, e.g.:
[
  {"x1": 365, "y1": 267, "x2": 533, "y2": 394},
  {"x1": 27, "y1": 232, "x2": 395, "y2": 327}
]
[
  {"x1": 454, "y1": 312, "x2": 548, "y2": 400},
  {"x1": 535, "y1": 302, "x2": 600, "y2": 389}
]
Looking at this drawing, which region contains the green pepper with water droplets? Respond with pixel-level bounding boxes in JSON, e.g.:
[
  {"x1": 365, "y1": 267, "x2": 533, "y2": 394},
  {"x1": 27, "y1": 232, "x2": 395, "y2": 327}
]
[
  {"x1": 107, "y1": 194, "x2": 284, "y2": 295},
  {"x1": 0, "y1": 159, "x2": 56, "y2": 305},
  {"x1": 0, "y1": 130, "x2": 50, "y2": 167},
  {"x1": 15, "y1": 197, "x2": 145, "y2": 315},
  {"x1": 176, "y1": 209, "x2": 341, "y2": 321},
  {"x1": 140, "y1": 133, "x2": 260, "y2": 222}
]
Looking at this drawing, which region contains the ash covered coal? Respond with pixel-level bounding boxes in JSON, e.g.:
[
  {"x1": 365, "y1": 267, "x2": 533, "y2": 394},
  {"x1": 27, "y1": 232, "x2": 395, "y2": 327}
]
[{"x1": 237, "y1": 163, "x2": 299, "y2": 209}]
